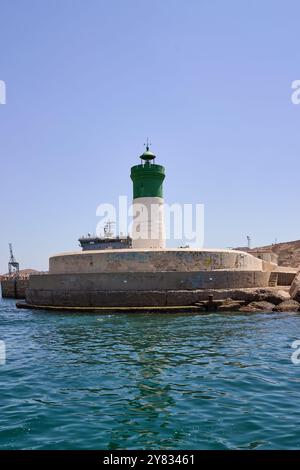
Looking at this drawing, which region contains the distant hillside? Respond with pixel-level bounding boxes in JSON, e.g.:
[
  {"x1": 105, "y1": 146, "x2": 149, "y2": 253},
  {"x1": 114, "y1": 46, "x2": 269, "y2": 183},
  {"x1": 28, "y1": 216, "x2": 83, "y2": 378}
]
[
  {"x1": 0, "y1": 268, "x2": 39, "y2": 279},
  {"x1": 246, "y1": 240, "x2": 300, "y2": 268}
]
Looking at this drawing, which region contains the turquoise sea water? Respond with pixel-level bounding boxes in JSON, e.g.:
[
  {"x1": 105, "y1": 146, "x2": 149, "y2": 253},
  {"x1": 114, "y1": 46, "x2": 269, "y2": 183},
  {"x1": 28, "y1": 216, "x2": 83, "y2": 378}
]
[{"x1": 0, "y1": 297, "x2": 300, "y2": 450}]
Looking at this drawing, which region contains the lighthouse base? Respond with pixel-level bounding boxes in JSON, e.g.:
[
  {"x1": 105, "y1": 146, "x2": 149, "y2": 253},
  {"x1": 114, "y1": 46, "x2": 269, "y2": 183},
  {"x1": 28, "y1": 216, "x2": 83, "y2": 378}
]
[{"x1": 22, "y1": 247, "x2": 277, "y2": 308}]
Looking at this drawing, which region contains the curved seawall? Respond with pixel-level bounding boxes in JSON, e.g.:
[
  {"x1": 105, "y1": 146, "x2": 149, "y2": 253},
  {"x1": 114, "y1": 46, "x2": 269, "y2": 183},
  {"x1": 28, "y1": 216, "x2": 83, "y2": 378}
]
[
  {"x1": 26, "y1": 271, "x2": 271, "y2": 307},
  {"x1": 49, "y1": 248, "x2": 264, "y2": 274}
]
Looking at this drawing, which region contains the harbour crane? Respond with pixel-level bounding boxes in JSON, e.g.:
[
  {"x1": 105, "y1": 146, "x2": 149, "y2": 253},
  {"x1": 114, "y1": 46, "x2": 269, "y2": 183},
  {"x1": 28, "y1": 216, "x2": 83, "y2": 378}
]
[{"x1": 8, "y1": 243, "x2": 19, "y2": 276}]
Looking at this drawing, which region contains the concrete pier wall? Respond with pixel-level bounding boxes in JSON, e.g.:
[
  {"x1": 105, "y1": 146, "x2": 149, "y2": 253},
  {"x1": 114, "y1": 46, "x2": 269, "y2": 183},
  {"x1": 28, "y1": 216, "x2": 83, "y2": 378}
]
[
  {"x1": 49, "y1": 249, "x2": 264, "y2": 274},
  {"x1": 277, "y1": 271, "x2": 297, "y2": 286},
  {"x1": 26, "y1": 270, "x2": 271, "y2": 307},
  {"x1": 1, "y1": 279, "x2": 29, "y2": 299}
]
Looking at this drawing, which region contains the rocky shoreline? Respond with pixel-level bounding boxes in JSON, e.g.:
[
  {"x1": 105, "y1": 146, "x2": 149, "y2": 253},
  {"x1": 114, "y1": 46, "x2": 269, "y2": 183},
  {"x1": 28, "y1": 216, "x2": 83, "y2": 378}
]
[
  {"x1": 196, "y1": 296, "x2": 300, "y2": 313},
  {"x1": 10, "y1": 272, "x2": 300, "y2": 314},
  {"x1": 197, "y1": 271, "x2": 300, "y2": 313}
]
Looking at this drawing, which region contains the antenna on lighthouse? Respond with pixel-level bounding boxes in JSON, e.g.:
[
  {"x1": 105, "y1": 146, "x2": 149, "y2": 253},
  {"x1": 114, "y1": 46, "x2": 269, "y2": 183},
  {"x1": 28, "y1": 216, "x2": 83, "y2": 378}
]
[{"x1": 144, "y1": 137, "x2": 151, "y2": 151}]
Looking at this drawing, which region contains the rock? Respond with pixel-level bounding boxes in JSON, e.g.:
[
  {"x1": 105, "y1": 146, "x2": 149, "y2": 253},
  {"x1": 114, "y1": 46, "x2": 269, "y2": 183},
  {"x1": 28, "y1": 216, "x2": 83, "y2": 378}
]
[
  {"x1": 290, "y1": 272, "x2": 300, "y2": 302},
  {"x1": 224, "y1": 289, "x2": 262, "y2": 302},
  {"x1": 243, "y1": 288, "x2": 290, "y2": 305},
  {"x1": 239, "y1": 301, "x2": 275, "y2": 313},
  {"x1": 274, "y1": 300, "x2": 300, "y2": 312},
  {"x1": 217, "y1": 298, "x2": 243, "y2": 312},
  {"x1": 251, "y1": 300, "x2": 276, "y2": 310},
  {"x1": 218, "y1": 302, "x2": 242, "y2": 312},
  {"x1": 215, "y1": 288, "x2": 288, "y2": 304},
  {"x1": 239, "y1": 306, "x2": 253, "y2": 312},
  {"x1": 260, "y1": 289, "x2": 291, "y2": 305},
  {"x1": 190, "y1": 288, "x2": 291, "y2": 304}
]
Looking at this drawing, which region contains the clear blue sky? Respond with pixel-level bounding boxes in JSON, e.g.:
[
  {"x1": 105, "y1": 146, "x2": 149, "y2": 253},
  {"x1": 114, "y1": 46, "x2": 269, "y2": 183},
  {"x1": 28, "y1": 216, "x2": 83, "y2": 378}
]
[{"x1": 0, "y1": 0, "x2": 300, "y2": 272}]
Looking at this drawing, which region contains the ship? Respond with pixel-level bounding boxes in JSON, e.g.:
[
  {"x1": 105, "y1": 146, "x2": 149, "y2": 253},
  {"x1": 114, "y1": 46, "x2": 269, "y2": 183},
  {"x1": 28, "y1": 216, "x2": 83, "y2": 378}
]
[{"x1": 78, "y1": 221, "x2": 132, "y2": 251}]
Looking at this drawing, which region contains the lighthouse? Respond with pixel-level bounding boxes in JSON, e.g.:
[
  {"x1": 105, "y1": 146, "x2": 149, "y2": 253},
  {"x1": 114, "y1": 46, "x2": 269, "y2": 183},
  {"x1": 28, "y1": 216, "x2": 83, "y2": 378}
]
[{"x1": 130, "y1": 143, "x2": 166, "y2": 249}]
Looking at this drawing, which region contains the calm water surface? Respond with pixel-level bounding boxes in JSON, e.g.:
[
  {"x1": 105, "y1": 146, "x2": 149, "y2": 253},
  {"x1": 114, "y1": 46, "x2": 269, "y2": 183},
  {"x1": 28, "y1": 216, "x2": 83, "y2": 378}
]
[{"x1": 0, "y1": 297, "x2": 300, "y2": 450}]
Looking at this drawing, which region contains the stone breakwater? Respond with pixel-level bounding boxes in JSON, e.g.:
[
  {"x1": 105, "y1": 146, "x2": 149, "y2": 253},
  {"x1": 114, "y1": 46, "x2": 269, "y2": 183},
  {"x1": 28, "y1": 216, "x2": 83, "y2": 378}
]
[
  {"x1": 207, "y1": 272, "x2": 300, "y2": 313},
  {"x1": 22, "y1": 248, "x2": 297, "y2": 309},
  {"x1": 0, "y1": 278, "x2": 29, "y2": 299},
  {"x1": 20, "y1": 286, "x2": 299, "y2": 313},
  {"x1": 198, "y1": 292, "x2": 299, "y2": 313}
]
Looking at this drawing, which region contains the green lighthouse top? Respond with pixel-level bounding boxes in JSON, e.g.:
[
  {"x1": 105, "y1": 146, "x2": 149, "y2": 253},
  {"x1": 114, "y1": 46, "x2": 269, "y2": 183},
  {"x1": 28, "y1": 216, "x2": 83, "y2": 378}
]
[{"x1": 130, "y1": 141, "x2": 165, "y2": 199}]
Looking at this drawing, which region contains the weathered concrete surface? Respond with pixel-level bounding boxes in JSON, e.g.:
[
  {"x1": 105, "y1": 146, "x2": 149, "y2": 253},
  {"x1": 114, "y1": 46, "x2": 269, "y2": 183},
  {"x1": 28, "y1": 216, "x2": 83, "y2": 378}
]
[
  {"x1": 1, "y1": 279, "x2": 29, "y2": 299},
  {"x1": 192, "y1": 287, "x2": 290, "y2": 304},
  {"x1": 16, "y1": 302, "x2": 204, "y2": 314},
  {"x1": 27, "y1": 289, "x2": 246, "y2": 308},
  {"x1": 277, "y1": 270, "x2": 297, "y2": 286},
  {"x1": 28, "y1": 247, "x2": 276, "y2": 308},
  {"x1": 166, "y1": 290, "x2": 202, "y2": 306},
  {"x1": 261, "y1": 260, "x2": 278, "y2": 272},
  {"x1": 290, "y1": 271, "x2": 300, "y2": 302},
  {"x1": 26, "y1": 287, "x2": 290, "y2": 309},
  {"x1": 26, "y1": 284, "x2": 288, "y2": 309},
  {"x1": 250, "y1": 250, "x2": 279, "y2": 265},
  {"x1": 28, "y1": 270, "x2": 270, "y2": 294},
  {"x1": 26, "y1": 289, "x2": 168, "y2": 307},
  {"x1": 49, "y1": 248, "x2": 264, "y2": 274}
]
